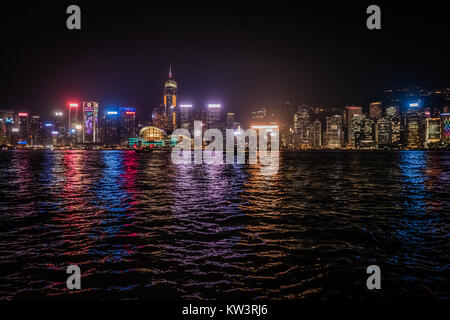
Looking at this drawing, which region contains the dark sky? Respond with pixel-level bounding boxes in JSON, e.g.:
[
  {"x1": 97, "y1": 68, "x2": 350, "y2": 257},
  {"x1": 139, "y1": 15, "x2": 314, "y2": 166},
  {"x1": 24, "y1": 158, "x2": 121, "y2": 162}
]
[{"x1": 1, "y1": 1, "x2": 450, "y2": 122}]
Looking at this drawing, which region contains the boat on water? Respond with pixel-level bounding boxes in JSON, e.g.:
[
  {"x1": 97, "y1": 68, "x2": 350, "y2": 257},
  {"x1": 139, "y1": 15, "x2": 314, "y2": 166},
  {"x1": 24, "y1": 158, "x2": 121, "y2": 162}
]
[{"x1": 132, "y1": 141, "x2": 154, "y2": 153}]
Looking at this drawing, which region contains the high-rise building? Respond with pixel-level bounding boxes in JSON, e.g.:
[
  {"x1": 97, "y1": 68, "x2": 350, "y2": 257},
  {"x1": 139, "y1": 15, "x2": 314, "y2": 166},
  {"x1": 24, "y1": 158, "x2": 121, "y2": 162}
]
[
  {"x1": 30, "y1": 114, "x2": 41, "y2": 146},
  {"x1": 375, "y1": 118, "x2": 392, "y2": 147},
  {"x1": 68, "y1": 102, "x2": 81, "y2": 144},
  {"x1": 441, "y1": 113, "x2": 450, "y2": 144},
  {"x1": 0, "y1": 109, "x2": 15, "y2": 146},
  {"x1": 351, "y1": 114, "x2": 366, "y2": 148},
  {"x1": 251, "y1": 107, "x2": 268, "y2": 123},
  {"x1": 405, "y1": 111, "x2": 422, "y2": 148},
  {"x1": 391, "y1": 118, "x2": 401, "y2": 146},
  {"x1": 164, "y1": 65, "x2": 178, "y2": 130},
  {"x1": 120, "y1": 107, "x2": 136, "y2": 142},
  {"x1": 361, "y1": 118, "x2": 375, "y2": 148},
  {"x1": 152, "y1": 106, "x2": 168, "y2": 130},
  {"x1": 425, "y1": 118, "x2": 441, "y2": 145},
  {"x1": 53, "y1": 111, "x2": 66, "y2": 145},
  {"x1": 103, "y1": 108, "x2": 121, "y2": 145},
  {"x1": 345, "y1": 106, "x2": 363, "y2": 146},
  {"x1": 18, "y1": 112, "x2": 29, "y2": 142},
  {"x1": 293, "y1": 108, "x2": 311, "y2": 148},
  {"x1": 311, "y1": 120, "x2": 322, "y2": 149},
  {"x1": 82, "y1": 101, "x2": 99, "y2": 143},
  {"x1": 226, "y1": 112, "x2": 236, "y2": 130},
  {"x1": 386, "y1": 105, "x2": 400, "y2": 118},
  {"x1": 207, "y1": 104, "x2": 222, "y2": 129},
  {"x1": 369, "y1": 102, "x2": 383, "y2": 120},
  {"x1": 179, "y1": 104, "x2": 194, "y2": 132},
  {"x1": 325, "y1": 115, "x2": 343, "y2": 148}
]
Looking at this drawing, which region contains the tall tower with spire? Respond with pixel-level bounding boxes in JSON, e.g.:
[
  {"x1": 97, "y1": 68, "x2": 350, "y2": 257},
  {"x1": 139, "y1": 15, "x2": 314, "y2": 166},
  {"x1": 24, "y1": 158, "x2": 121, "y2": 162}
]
[{"x1": 164, "y1": 64, "x2": 178, "y2": 130}]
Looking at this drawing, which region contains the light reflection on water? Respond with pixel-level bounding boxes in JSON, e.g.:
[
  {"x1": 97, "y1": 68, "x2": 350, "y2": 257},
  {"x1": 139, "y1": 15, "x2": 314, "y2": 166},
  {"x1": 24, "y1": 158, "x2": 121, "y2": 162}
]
[{"x1": 0, "y1": 150, "x2": 448, "y2": 299}]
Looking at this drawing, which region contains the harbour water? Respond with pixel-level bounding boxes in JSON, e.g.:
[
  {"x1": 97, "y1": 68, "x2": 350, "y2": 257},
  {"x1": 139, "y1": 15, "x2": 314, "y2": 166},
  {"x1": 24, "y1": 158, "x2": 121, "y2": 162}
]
[{"x1": 0, "y1": 150, "x2": 448, "y2": 299}]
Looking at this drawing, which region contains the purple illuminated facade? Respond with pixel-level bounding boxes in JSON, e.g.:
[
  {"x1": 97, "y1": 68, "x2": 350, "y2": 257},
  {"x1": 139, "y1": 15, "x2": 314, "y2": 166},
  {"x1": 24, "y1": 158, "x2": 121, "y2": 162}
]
[{"x1": 82, "y1": 101, "x2": 99, "y2": 143}]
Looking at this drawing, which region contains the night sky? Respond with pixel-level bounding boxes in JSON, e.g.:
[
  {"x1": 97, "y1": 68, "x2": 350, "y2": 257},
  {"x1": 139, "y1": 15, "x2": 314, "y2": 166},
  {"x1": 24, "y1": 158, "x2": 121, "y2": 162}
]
[{"x1": 1, "y1": 1, "x2": 450, "y2": 122}]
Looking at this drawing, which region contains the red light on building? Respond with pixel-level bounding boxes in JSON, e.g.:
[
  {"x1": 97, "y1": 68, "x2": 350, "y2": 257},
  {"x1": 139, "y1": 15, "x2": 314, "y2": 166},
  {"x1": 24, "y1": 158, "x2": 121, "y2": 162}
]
[
  {"x1": 18, "y1": 112, "x2": 28, "y2": 117},
  {"x1": 126, "y1": 111, "x2": 135, "y2": 115},
  {"x1": 69, "y1": 103, "x2": 79, "y2": 108}
]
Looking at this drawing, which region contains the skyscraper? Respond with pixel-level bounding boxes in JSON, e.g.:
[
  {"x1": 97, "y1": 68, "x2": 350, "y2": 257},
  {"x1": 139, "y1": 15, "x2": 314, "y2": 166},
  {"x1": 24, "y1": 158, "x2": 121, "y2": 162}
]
[
  {"x1": 325, "y1": 115, "x2": 343, "y2": 148},
  {"x1": 82, "y1": 101, "x2": 99, "y2": 143},
  {"x1": 345, "y1": 106, "x2": 363, "y2": 146},
  {"x1": 179, "y1": 104, "x2": 194, "y2": 132},
  {"x1": 53, "y1": 111, "x2": 66, "y2": 145},
  {"x1": 120, "y1": 107, "x2": 136, "y2": 142},
  {"x1": 68, "y1": 102, "x2": 81, "y2": 144},
  {"x1": 386, "y1": 105, "x2": 400, "y2": 118},
  {"x1": 311, "y1": 120, "x2": 322, "y2": 149},
  {"x1": 103, "y1": 108, "x2": 120, "y2": 145},
  {"x1": 0, "y1": 109, "x2": 14, "y2": 146},
  {"x1": 361, "y1": 118, "x2": 375, "y2": 148},
  {"x1": 351, "y1": 114, "x2": 366, "y2": 148},
  {"x1": 369, "y1": 102, "x2": 383, "y2": 120},
  {"x1": 405, "y1": 111, "x2": 422, "y2": 148},
  {"x1": 207, "y1": 104, "x2": 222, "y2": 129},
  {"x1": 425, "y1": 118, "x2": 441, "y2": 145},
  {"x1": 30, "y1": 114, "x2": 41, "y2": 146},
  {"x1": 18, "y1": 112, "x2": 29, "y2": 142},
  {"x1": 293, "y1": 107, "x2": 311, "y2": 148},
  {"x1": 164, "y1": 65, "x2": 178, "y2": 130},
  {"x1": 391, "y1": 118, "x2": 401, "y2": 146},
  {"x1": 375, "y1": 118, "x2": 392, "y2": 147},
  {"x1": 226, "y1": 112, "x2": 236, "y2": 130},
  {"x1": 441, "y1": 113, "x2": 450, "y2": 144}
]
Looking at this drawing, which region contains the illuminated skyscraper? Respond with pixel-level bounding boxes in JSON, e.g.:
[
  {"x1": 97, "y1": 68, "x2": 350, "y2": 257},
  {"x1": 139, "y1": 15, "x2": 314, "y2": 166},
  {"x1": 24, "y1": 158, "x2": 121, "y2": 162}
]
[
  {"x1": 405, "y1": 113, "x2": 422, "y2": 148},
  {"x1": 226, "y1": 112, "x2": 236, "y2": 130},
  {"x1": 293, "y1": 108, "x2": 311, "y2": 148},
  {"x1": 391, "y1": 118, "x2": 401, "y2": 146},
  {"x1": 441, "y1": 113, "x2": 450, "y2": 144},
  {"x1": 82, "y1": 101, "x2": 99, "y2": 143},
  {"x1": 386, "y1": 105, "x2": 400, "y2": 118},
  {"x1": 152, "y1": 106, "x2": 168, "y2": 130},
  {"x1": 369, "y1": 102, "x2": 383, "y2": 120},
  {"x1": 164, "y1": 65, "x2": 178, "y2": 130},
  {"x1": 345, "y1": 106, "x2": 362, "y2": 146},
  {"x1": 18, "y1": 112, "x2": 29, "y2": 142},
  {"x1": 311, "y1": 120, "x2": 322, "y2": 149},
  {"x1": 0, "y1": 109, "x2": 14, "y2": 146},
  {"x1": 251, "y1": 107, "x2": 268, "y2": 123},
  {"x1": 351, "y1": 114, "x2": 365, "y2": 148},
  {"x1": 361, "y1": 118, "x2": 375, "y2": 148},
  {"x1": 179, "y1": 104, "x2": 193, "y2": 132},
  {"x1": 103, "y1": 108, "x2": 120, "y2": 144},
  {"x1": 325, "y1": 115, "x2": 343, "y2": 148},
  {"x1": 68, "y1": 102, "x2": 81, "y2": 143},
  {"x1": 207, "y1": 104, "x2": 222, "y2": 129},
  {"x1": 30, "y1": 114, "x2": 41, "y2": 146},
  {"x1": 120, "y1": 107, "x2": 136, "y2": 142},
  {"x1": 375, "y1": 118, "x2": 392, "y2": 147},
  {"x1": 425, "y1": 118, "x2": 441, "y2": 145},
  {"x1": 53, "y1": 111, "x2": 66, "y2": 145}
]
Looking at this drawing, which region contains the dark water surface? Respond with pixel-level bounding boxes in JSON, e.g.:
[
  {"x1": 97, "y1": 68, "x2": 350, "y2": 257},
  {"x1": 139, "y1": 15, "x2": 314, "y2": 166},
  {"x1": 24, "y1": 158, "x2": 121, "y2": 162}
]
[{"x1": 0, "y1": 150, "x2": 448, "y2": 300}]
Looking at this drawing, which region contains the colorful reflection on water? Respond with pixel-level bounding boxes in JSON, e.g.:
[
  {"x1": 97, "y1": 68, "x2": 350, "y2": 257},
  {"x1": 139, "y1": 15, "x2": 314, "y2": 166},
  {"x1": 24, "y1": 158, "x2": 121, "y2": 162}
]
[{"x1": 0, "y1": 150, "x2": 448, "y2": 299}]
